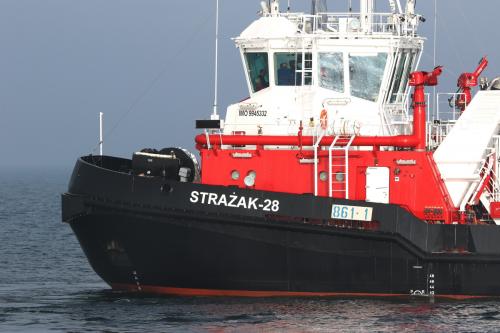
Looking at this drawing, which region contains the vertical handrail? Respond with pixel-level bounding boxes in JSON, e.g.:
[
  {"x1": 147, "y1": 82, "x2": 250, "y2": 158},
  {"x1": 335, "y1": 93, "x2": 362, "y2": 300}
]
[
  {"x1": 99, "y1": 112, "x2": 104, "y2": 155},
  {"x1": 314, "y1": 142, "x2": 318, "y2": 196},
  {"x1": 313, "y1": 131, "x2": 325, "y2": 196},
  {"x1": 379, "y1": 105, "x2": 394, "y2": 136},
  {"x1": 204, "y1": 129, "x2": 212, "y2": 149},
  {"x1": 495, "y1": 136, "x2": 500, "y2": 200},
  {"x1": 345, "y1": 135, "x2": 356, "y2": 199},
  {"x1": 212, "y1": 0, "x2": 220, "y2": 119},
  {"x1": 487, "y1": 138, "x2": 500, "y2": 202},
  {"x1": 328, "y1": 136, "x2": 340, "y2": 197},
  {"x1": 467, "y1": 152, "x2": 495, "y2": 206}
]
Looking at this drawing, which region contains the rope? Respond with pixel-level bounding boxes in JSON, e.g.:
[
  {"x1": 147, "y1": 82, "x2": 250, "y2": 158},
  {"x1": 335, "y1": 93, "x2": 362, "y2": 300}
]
[
  {"x1": 91, "y1": 12, "x2": 214, "y2": 155},
  {"x1": 436, "y1": 14, "x2": 466, "y2": 72},
  {"x1": 454, "y1": 2, "x2": 483, "y2": 54},
  {"x1": 420, "y1": 51, "x2": 460, "y2": 79}
]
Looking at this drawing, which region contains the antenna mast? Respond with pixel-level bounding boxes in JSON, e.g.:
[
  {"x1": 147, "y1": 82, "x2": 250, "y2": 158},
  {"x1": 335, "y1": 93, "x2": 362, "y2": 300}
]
[
  {"x1": 311, "y1": 0, "x2": 327, "y2": 15},
  {"x1": 360, "y1": 0, "x2": 374, "y2": 33},
  {"x1": 99, "y1": 112, "x2": 104, "y2": 155},
  {"x1": 433, "y1": 0, "x2": 437, "y2": 114},
  {"x1": 212, "y1": 0, "x2": 220, "y2": 120}
]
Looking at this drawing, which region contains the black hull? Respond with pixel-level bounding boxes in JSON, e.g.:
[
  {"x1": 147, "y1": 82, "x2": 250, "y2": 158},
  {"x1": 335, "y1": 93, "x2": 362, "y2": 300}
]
[{"x1": 63, "y1": 156, "x2": 500, "y2": 298}]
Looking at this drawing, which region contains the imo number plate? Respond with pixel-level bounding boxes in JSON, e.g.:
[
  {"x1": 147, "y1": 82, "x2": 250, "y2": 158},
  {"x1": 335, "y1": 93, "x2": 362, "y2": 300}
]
[{"x1": 331, "y1": 204, "x2": 373, "y2": 221}]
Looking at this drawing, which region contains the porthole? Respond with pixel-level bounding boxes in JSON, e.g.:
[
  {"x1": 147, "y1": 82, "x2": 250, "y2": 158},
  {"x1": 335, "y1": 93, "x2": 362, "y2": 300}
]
[
  {"x1": 244, "y1": 170, "x2": 257, "y2": 187},
  {"x1": 161, "y1": 184, "x2": 173, "y2": 193},
  {"x1": 319, "y1": 171, "x2": 328, "y2": 182},
  {"x1": 231, "y1": 170, "x2": 240, "y2": 180}
]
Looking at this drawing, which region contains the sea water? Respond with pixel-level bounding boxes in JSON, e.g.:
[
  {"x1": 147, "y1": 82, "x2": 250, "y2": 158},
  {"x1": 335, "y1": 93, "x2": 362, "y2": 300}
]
[{"x1": 1, "y1": 166, "x2": 500, "y2": 333}]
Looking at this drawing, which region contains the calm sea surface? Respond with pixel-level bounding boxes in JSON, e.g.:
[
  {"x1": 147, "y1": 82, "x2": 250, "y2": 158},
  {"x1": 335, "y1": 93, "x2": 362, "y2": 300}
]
[{"x1": 2, "y1": 166, "x2": 500, "y2": 332}]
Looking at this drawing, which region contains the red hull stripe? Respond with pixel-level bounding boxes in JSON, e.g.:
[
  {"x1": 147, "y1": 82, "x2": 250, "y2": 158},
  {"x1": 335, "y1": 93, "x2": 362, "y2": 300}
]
[{"x1": 111, "y1": 284, "x2": 489, "y2": 299}]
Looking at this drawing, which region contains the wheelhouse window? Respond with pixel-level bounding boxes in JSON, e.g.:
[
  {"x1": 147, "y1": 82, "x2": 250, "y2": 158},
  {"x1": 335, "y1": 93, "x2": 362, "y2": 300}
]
[
  {"x1": 244, "y1": 53, "x2": 269, "y2": 92},
  {"x1": 388, "y1": 51, "x2": 416, "y2": 103},
  {"x1": 349, "y1": 53, "x2": 388, "y2": 102},
  {"x1": 274, "y1": 53, "x2": 312, "y2": 86},
  {"x1": 319, "y1": 53, "x2": 344, "y2": 93}
]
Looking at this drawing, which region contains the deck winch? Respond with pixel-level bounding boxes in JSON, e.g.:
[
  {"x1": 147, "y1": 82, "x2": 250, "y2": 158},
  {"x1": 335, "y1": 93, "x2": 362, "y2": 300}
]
[{"x1": 132, "y1": 148, "x2": 199, "y2": 182}]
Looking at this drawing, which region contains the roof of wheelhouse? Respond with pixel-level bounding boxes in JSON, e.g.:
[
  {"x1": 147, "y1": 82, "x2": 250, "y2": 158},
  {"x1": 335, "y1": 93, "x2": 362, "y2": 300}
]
[{"x1": 236, "y1": 0, "x2": 423, "y2": 42}]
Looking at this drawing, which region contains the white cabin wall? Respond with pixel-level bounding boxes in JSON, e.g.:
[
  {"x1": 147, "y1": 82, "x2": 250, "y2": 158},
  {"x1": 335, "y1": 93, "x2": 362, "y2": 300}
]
[{"x1": 229, "y1": 4, "x2": 425, "y2": 141}]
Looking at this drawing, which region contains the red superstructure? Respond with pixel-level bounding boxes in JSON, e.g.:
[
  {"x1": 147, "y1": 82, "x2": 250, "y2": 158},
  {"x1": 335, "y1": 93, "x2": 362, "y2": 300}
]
[
  {"x1": 191, "y1": 0, "x2": 500, "y2": 227},
  {"x1": 196, "y1": 67, "x2": 461, "y2": 224}
]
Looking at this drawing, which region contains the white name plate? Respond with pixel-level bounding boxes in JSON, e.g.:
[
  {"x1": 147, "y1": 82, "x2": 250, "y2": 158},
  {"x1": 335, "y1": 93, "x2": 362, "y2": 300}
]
[{"x1": 331, "y1": 204, "x2": 373, "y2": 222}]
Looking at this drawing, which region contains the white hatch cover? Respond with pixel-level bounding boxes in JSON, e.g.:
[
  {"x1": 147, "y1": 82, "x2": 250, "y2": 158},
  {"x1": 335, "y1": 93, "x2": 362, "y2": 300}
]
[
  {"x1": 366, "y1": 167, "x2": 390, "y2": 204},
  {"x1": 434, "y1": 91, "x2": 500, "y2": 208}
]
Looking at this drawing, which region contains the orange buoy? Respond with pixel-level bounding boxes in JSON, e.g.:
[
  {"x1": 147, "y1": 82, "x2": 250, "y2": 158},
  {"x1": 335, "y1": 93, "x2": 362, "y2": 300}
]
[{"x1": 320, "y1": 109, "x2": 328, "y2": 130}]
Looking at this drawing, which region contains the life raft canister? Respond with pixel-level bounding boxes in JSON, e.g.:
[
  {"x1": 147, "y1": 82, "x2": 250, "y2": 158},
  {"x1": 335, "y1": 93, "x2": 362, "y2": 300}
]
[{"x1": 320, "y1": 109, "x2": 328, "y2": 130}]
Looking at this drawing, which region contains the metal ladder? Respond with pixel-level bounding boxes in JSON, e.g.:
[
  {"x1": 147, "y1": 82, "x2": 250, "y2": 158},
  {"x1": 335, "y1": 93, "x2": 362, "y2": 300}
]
[
  {"x1": 477, "y1": 142, "x2": 500, "y2": 218},
  {"x1": 462, "y1": 142, "x2": 500, "y2": 221},
  {"x1": 313, "y1": 131, "x2": 326, "y2": 196},
  {"x1": 328, "y1": 135, "x2": 355, "y2": 199},
  {"x1": 466, "y1": 151, "x2": 496, "y2": 208},
  {"x1": 296, "y1": 48, "x2": 313, "y2": 86}
]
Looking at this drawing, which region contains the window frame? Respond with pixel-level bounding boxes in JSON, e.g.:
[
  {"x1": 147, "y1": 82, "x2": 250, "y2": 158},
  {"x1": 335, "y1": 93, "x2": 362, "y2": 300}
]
[
  {"x1": 274, "y1": 52, "x2": 313, "y2": 87},
  {"x1": 348, "y1": 52, "x2": 389, "y2": 102},
  {"x1": 388, "y1": 50, "x2": 417, "y2": 103},
  {"x1": 318, "y1": 52, "x2": 345, "y2": 93},
  {"x1": 243, "y1": 52, "x2": 270, "y2": 93}
]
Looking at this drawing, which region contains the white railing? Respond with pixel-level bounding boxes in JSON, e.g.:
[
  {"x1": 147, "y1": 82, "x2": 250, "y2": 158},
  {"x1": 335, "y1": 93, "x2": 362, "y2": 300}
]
[
  {"x1": 490, "y1": 136, "x2": 500, "y2": 202},
  {"x1": 466, "y1": 152, "x2": 496, "y2": 208},
  {"x1": 460, "y1": 144, "x2": 500, "y2": 214},
  {"x1": 484, "y1": 163, "x2": 500, "y2": 203},
  {"x1": 426, "y1": 121, "x2": 456, "y2": 150},
  {"x1": 281, "y1": 12, "x2": 419, "y2": 37},
  {"x1": 434, "y1": 93, "x2": 465, "y2": 122},
  {"x1": 383, "y1": 92, "x2": 411, "y2": 126},
  {"x1": 382, "y1": 92, "x2": 433, "y2": 138},
  {"x1": 425, "y1": 93, "x2": 466, "y2": 149}
]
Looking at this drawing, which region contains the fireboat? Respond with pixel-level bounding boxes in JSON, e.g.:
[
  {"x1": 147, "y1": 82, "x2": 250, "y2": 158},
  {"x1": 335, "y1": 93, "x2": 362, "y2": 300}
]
[{"x1": 62, "y1": 0, "x2": 500, "y2": 298}]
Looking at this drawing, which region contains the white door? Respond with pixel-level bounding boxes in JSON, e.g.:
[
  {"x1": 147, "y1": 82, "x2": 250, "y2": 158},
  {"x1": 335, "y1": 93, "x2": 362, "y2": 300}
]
[{"x1": 366, "y1": 167, "x2": 390, "y2": 204}]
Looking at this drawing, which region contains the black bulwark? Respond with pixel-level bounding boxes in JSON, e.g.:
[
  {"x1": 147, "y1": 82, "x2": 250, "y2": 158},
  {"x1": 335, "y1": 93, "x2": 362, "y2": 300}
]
[{"x1": 62, "y1": 155, "x2": 500, "y2": 297}]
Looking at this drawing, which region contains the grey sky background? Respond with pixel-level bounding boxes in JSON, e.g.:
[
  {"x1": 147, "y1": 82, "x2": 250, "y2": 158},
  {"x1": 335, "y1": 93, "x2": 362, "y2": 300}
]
[{"x1": 1, "y1": 0, "x2": 499, "y2": 167}]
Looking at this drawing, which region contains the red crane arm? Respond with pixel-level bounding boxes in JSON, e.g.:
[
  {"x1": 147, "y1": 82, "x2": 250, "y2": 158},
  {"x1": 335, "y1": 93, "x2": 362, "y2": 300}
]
[{"x1": 456, "y1": 57, "x2": 488, "y2": 111}]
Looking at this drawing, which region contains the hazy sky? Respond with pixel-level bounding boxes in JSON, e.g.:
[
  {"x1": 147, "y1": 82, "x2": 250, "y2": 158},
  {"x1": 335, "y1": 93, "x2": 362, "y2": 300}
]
[{"x1": 1, "y1": 0, "x2": 500, "y2": 167}]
